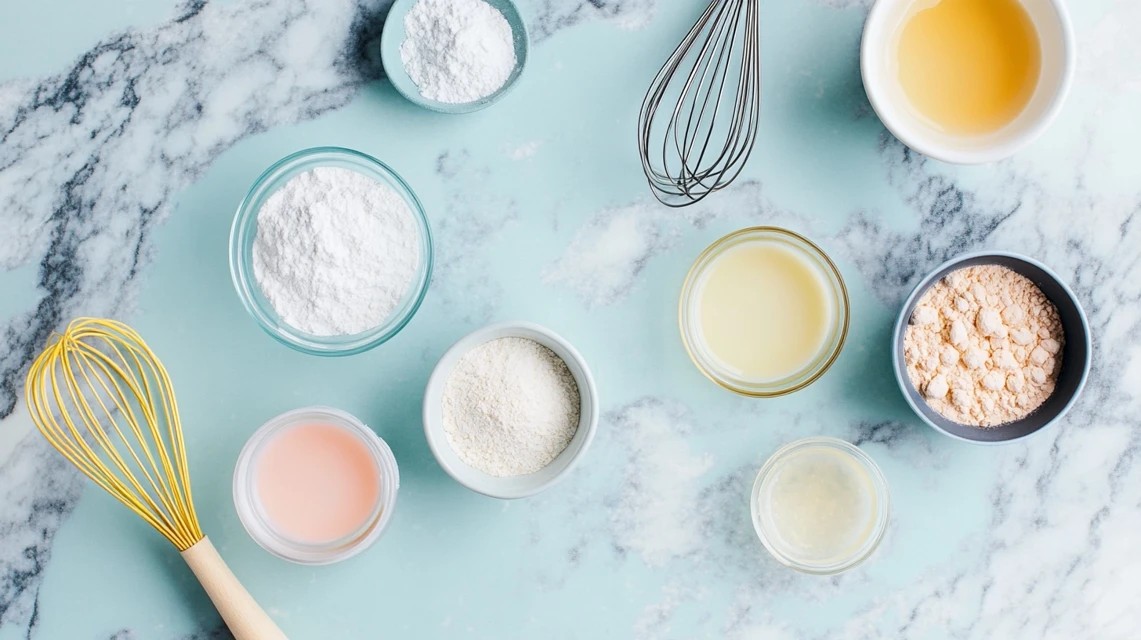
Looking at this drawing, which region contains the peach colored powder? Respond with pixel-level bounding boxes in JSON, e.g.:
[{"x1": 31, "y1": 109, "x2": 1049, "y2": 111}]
[
  {"x1": 255, "y1": 423, "x2": 381, "y2": 544},
  {"x1": 904, "y1": 265, "x2": 1064, "y2": 427}
]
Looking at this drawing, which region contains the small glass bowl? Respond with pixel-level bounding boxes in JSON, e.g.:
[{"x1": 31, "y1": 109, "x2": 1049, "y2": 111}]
[
  {"x1": 750, "y1": 437, "x2": 890, "y2": 575},
  {"x1": 229, "y1": 147, "x2": 433, "y2": 356},
  {"x1": 233, "y1": 406, "x2": 400, "y2": 565},
  {"x1": 679, "y1": 227, "x2": 850, "y2": 397}
]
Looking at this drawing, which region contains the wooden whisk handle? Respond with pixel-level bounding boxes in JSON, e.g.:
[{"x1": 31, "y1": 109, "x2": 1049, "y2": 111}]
[{"x1": 181, "y1": 537, "x2": 289, "y2": 640}]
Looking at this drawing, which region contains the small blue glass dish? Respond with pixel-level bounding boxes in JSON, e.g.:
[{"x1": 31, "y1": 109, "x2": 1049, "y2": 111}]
[
  {"x1": 229, "y1": 147, "x2": 433, "y2": 356},
  {"x1": 379, "y1": 0, "x2": 529, "y2": 114}
]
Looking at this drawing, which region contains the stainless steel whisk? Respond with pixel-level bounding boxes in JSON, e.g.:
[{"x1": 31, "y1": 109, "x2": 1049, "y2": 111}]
[{"x1": 638, "y1": 0, "x2": 761, "y2": 207}]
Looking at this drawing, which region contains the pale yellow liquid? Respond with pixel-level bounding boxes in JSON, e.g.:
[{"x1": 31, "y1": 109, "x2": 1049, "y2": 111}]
[
  {"x1": 896, "y1": 0, "x2": 1041, "y2": 135},
  {"x1": 760, "y1": 448, "x2": 877, "y2": 564},
  {"x1": 697, "y1": 241, "x2": 832, "y2": 381}
]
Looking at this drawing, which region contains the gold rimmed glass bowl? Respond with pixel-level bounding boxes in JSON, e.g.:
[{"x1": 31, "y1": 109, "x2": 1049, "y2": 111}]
[{"x1": 679, "y1": 227, "x2": 849, "y2": 397}]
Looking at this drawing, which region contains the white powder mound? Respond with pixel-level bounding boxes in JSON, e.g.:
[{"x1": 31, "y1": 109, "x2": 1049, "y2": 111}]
[
  {"x1": 400, "y1": 0, "x2": 517, "y2": 104},
  {"x1": 252, "y1": 166, "x2": 420, "y2": 336},
  {"x1": 442, "y1": 337, "x2": 580, "y2": 477}
]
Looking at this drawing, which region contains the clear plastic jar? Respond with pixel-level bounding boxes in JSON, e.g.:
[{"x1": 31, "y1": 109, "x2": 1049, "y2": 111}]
[
  {"x1": 751, "y1": 437, "x2": 889, "y2": 574},
  {"x1": 233, "y1": 406, "x2": 399, "y2": 565}
]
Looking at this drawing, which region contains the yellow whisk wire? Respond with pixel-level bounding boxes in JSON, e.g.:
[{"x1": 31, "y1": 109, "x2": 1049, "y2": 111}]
[{"x1": 24, "y1": 318, "x2": 204, "y2": 551}]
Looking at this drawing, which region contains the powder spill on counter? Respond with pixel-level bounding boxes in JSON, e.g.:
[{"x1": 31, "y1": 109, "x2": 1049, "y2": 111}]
[
  {"x1": 252, "y1": 167, "x2": 420, "y2": 336},
  {"x1": 904, "y1": 265, "x2": 1064, "y2": 426},
  {"x1": 442, "y1": 337, "x2": 580, "y2": 477},
  {"x1": 400, "y1": 0, "x2": 517, "y2": 103}
]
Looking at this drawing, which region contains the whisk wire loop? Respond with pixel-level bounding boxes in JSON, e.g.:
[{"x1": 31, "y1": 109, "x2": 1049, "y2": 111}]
[
  {"x1": 677, "y1": 0, "x2": 737, "y2": 178},
  {"x1": 639, "y1": 0, "x2": 761, "y2": 206},
  {"x1": 72, "y1": 341, "x2": 186, "y2": 543},
  {"x1": 25, "y1": 318, "x2": 203, "y2": 551}
]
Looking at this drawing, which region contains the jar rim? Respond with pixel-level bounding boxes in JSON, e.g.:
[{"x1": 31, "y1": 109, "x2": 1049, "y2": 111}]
[
  {"x1": 750, "y1": 437, "x2": 890, "y2": 575},
  {"x1": 232, "y1": 405, "x2": 399, "y2": 565}
]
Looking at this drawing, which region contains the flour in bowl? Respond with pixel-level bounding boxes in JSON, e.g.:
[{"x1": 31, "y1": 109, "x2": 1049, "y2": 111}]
[
  {"x1": 252, "y1": 166, "x2": 420, "y2": 336},
  {"x1": 442, "y1": 337, "x2": 580, "y2": 477},
  {"x1": 400, "y1": 0, "x2": 517, "y2": 103}
]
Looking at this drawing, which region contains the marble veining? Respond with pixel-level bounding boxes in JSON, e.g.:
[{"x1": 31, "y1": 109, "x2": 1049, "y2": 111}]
[
  {"x1": 529, "y1": 0, "x2": 655, "y2": 40},
  {"x1": 0, "y1": 0, "x2": 386, "y2": 420},
  {"x1": 431, "y1": 149, "x2": 520, "y2": 325},
  {"x1": 546, "y1": 170, "x2": 1141, "y2": 638},
  {"x1": 0, "y1": 437, "x2": 83, "y2": 636},
  {"x1": 0, "y1": 0, "x2": 650, "y2": 421},
  {"x1": 0, "y1": 3, "x2": 391, "y2": 631},
  {"x1": 111, "y1": 624, "x2": 233, "y2": 640},
  {"x1": 577, "y1": 389, "x2": 1141, "y2": 638},
  {"x1": 542, "y1": 101, "x2": 1141, "y2": 632}
]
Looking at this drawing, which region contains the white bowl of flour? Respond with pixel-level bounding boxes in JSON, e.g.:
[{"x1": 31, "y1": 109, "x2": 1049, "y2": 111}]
[
  {"x1": 229, "y1": 147, "x2": 433, "y2": 356},
  {"x1": 423, "y1": 321, "x2": 599, "y2": 499}
]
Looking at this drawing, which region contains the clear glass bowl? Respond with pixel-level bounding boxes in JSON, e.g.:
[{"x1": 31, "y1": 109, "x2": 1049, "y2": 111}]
[
  {"x1": 751, "y1": 437, "x2": 890, "y2": 575},
  {"x1": 229, "y1": 147, "x2": 433, "y2": 356},
  {"x1": 679, "y1": 227, "x2": 850, "y2": 396}
]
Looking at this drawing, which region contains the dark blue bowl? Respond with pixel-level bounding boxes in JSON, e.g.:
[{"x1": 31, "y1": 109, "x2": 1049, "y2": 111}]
[{"x1": 892, "y1": 252, "x2": 1091, "y2": 444}]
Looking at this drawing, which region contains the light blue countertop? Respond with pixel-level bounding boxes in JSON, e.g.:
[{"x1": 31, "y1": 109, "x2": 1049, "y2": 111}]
[{"x1": 1, "y1": 0, "x2": 1139, "y2": 638}]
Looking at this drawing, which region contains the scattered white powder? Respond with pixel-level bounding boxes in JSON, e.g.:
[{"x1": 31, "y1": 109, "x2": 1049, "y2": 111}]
[
  {"x1": 442, "y1": 337, "x2": 580, "y2": 477},
  {"x1": 904, "y1": 265, "x2": 1065, "y2": 427},
  {"x1": 609, "y1": 399, "x2": 715, "y2": 567},
  {"x1": 400, "y1": 0, "x2": 517, "y2": 104},
  {"x1": 252, "y1": 166, "x2": 420, "y2": 336},
  {"x1": 543, "y1": 204, "x2": 666, "y2": 307},
  {"x1": 543, "y1": 188, "x2": 797, "y2": 308},
  {"x1": 507, "y1": 140, "x2": 541, "y2": 160}
]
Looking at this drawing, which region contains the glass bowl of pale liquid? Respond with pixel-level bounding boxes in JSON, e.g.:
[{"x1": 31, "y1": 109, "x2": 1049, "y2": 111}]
[
  {"x1": 751, "y1": 437, "x2": 890, "y2": 575},
  {"x1": 679, "y1": 227, "x2": 849, "y2": 397}
]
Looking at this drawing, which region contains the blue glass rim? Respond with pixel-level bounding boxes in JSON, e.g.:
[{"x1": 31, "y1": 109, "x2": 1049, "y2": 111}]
[{"x1": 228, "y1": 146, "x2": 434, "y2": 356}]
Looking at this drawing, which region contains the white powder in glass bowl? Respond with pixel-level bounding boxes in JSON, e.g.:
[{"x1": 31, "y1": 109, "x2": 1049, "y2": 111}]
[{"x1": 252, "y1": 166, "x2": 420, "y2": 336}]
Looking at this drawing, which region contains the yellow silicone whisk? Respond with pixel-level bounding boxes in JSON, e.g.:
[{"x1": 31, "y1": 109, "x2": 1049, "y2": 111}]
[{"x1": 24, "y1": 318, "x2": 287, "y2": 640}]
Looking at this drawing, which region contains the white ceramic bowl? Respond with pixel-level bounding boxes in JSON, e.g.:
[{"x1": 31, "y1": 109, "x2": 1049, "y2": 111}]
[
  {"x1": 861, "y1": 0, "x2": 1075, "y2": 164},
  {"x1": 422, "y1": 322, "x2": 599, "y2": 499}
]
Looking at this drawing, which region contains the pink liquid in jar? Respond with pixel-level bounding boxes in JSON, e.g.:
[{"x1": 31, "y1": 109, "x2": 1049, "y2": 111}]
[{"x1": 255, "y1": 422, "x2": 382, "y2": 544}]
